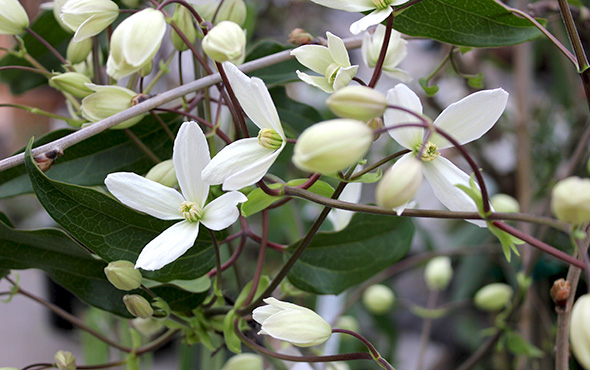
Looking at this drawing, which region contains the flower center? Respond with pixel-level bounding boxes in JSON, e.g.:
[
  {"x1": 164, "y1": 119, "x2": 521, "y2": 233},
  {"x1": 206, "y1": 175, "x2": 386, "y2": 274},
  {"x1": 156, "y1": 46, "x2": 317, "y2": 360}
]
[
  {"x1": 415, "y1": 141, "x2": 440, "y2": 162},
  {"x1": 325, "y1": 63, "x2": 341, "y2": 84},
  {"x1": 179, "y1": 201, "x2": 203, "y2": 222},
  {"x1": 258, "y1": 128, "x2": 283, "y2": 150},
  {"x1": 372, "y1": 0, "x2": 391, "y2": 10}
]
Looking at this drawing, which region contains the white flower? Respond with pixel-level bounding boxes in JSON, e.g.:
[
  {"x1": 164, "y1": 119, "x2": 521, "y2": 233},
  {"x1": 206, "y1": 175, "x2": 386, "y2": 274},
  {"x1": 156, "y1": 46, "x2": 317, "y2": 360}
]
[
  {"x1": 60, "y1": 0, "x2": 119, "y2": 42},
  {"x1": 252, "y1": 298, "x2": 332, "y2": 347},
  {"x1": 362, "y1": 24, "x2": 410, "y2": 82},
  {"x1": 201, "y1": 62, "x2": 287, "y2": 191},
  {"x1": 309, "y1": 0, "x2": 410, "y2": 35},
  {"x1": 105, "y1": 122, "x2": 247, "y2": 270},
  {"x1": 384, "y1": 84, "x2": 508, "y2": 227},
  {"x1": 327, "y1": 180, "x2": 362, "y2": 231},
  {"x1": 291, "y1": 32, "x2": 358, "y2": 93}
]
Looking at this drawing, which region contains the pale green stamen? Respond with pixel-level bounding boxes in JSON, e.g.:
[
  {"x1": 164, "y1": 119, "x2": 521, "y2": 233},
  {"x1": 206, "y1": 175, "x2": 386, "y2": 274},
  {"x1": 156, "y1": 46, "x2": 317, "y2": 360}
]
[
  {"x1": 180, "y1": 201, "x2": 203, "y2": 222},
  {"x1": 258, "y1": 128, "x2": 283, "y2": 150},
  {"x1": 415, "y1": 141, "x2": 440, "y2": 162},
  {"x1": 325, "y1": 63, "x2": 341, "y2": 84},
  {"x1": 372, "y1": 0, "x2": 391, "y2": 10}
]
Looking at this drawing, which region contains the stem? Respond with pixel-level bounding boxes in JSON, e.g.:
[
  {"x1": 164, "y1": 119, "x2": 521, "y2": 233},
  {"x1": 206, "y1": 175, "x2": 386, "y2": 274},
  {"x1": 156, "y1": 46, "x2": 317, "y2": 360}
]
[
  {"x1": 256, "y1": 180, "x2": 282, "y2": 197},
  {"x1": 0, "y1": 104, "x2": 84, "y2": 126},
  {"x1": 556, "y1": 0, "x2": 589, "y2": 71},
  {"x1": 415, "y1": 290, "x2": 439, "y2": 370},
  {"x1": 124, "y1": 129, "x2": 160, "y2": 164},
  {"x1": 207, "y1": 232, "x2": 247, "y2": 277},
  {"x1": 0, "y1": 65, "x2": 52, "y2": 77},
  {"x1": 295, "y1": 173, "x2": 321, "y2": 190},
  {"x1": 92, "y1": 37, "x2": 103, "y2": 85},
  {"x1": 349, "y1": 149, "x2": 411, "y2": 181},
  {"x1": 144, "y1": 51, "x2": 176, "y2": 94},
  {"x1": 209, "y1": 229, "x2": 223, "y2": 292},
  {"x1": 368, "y1": 12, "x2": 394, "y2": 88},
  {"x1": 154, "y1": 107, "x2": 232, "y2": 145},
  {"x1": 148, "y1": 111, "x2": 176, "y2": 142},
  {"x1": 242, "y1": 210, "x2": 269, "y2": 307},
  {"x1": 216, "y1": 61, "x2": 249, "y2": 138},
  {"x1": 332, "y1": 329, "x2": 396, "y2": 370},
  {"x1": 25, "y1": 27, "x2": 73, "y2": 71}
]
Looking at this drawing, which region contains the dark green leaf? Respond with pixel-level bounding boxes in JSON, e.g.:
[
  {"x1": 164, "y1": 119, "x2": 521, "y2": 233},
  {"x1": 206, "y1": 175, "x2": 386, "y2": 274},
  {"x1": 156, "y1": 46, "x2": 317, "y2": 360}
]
[
  {"x1": 0, "y1": 268, "x2": 9, "y2": 279},
  {"x1": 270, "y1": 86, "x2": 324, "y2": 135},
  {"x1": 246, "y1": 40, "x2": 299, "y2": 86},
  {"x1": 287, "y1": 213, "x2": 413, "y2": 294},
  {"x1": 0, "y1": 114, "x2": 181, "y2": 199},
  {"x1": 24, "y1": 141, "x2": 216, "y2": 283},
  {"x1": 394, "y1": 0, "x2": 545, "y2": 47}
]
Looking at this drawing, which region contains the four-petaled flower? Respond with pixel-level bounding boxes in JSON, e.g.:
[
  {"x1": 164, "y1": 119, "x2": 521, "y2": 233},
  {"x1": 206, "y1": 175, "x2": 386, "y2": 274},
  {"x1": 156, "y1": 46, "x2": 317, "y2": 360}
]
[
  {"x1": 201, "y1": 62, "x2": 287, "y2": 190},
  {"x1": 105, "y1": 121, "x2": 247, "y2": 270},
  {"x1": 362, "y1": 24, "x2": 410, "y2": 82},
  {"x1": 384, "y1": 83, "x2": 508, "y2": 226}
]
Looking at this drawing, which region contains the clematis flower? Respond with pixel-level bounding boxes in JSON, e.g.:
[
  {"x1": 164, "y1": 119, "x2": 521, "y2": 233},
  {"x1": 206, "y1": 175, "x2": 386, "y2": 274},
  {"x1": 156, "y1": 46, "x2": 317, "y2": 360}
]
[
  {"x1": 105, "y1": 122, "x2": 247, "y2": 270},
  {"x1": 201, "y1": 62, "x2": 287, "y2": 191},
  {"x1": 384, "y1": 84, "x2": 508, "y2": 226},
  {"x1": 60, "y1": 0, "x2": 119, "y2": 42},
  {"x1": 362, "y1": 24, "x2": 410, "y2": 82},
  {"x1": 309, "y1": 0, "x2": 410, "y2": 35},
  {"x1": 291, "y1": 32, "x2": 358, "y2": 93}
]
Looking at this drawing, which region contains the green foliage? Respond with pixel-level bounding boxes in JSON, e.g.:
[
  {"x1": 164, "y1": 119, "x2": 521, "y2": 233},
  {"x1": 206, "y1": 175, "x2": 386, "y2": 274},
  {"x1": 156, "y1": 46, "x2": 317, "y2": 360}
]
[
  {"x1": 394, "y1": 0, "x2": 545, "y2": 47},
  {"x1": 502, "y1": 330, "x2": 544, "y2": 358},
  {"x1": 286, "y1": 213, "x2": 413, "y2": 294},
  {"x1": 419, "y1": 78, "x2": 439, "y2": 97}
]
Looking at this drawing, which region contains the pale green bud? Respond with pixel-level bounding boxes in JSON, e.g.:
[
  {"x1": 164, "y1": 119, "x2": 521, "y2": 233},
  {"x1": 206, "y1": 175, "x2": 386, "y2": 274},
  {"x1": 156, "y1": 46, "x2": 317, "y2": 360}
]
[
  {"x1": 49, "y1": 72, "x2": 94, "y2": 98},
  {"x1": 60, "y1": 0, "x2": 119, "y2": 42},
  {"x1": 335, "y1": 315, "x2": 360, "y2": 333},
  {"x1": 424, "y1": 256, "x2": 453, "y2": 291},
  {"x1": 327, "y1": 86, "x2": 387, "y2": 121},
  {"x1": 362, "y1": 284, "x2": 395, "y2": 315},
  {"x1": 570, "y1": 294, "x2": 590, "y2": 369},
  {"x1": 123, "y1": 294, "x2": 153, "y2": 318},
  {"x1": 132, "y1": 317, "x2": 165, "y2": 337},
  {"x1": 202, "y1": 21, "x2": 246, "y2": 65},
  {"x1": 474, "y1": 283, "x2": 513, "y2": 312},
  {"x1": 81, "y1": 84, "x2": 145, "y2": 129},
  {"x1": 375, "y1": 156, "x2": 422, "y2": 211},
  {"x1": 221, "y1": 354, "x2": 263, "y2": 370},
  {"x1": 170, "y1": 5, "x2": 197, "y2": 52},
  {"x1": 55, "y1": 350, "x2": 76, "y2": 370},
  {"x1": 66, "y1": 38, "x2": 92, "y2": 64},
  {"x1": 145, "y1": 160, "x2": 177, "y2": 188},
  {"x1": 104, "y1": 260, "x2": 142, "y2": 291},
  {"x1": 551, "y1": 177, "x2": 590, "y2": 225},
  {"x1": 0, "y1": 0, "x2": 29, "y2": 35},
  {"x1": 194, "y1": 0, "x2": 247, "y2": 26},
  {"x1": 490, "y1": 193, "x2": 520, "y2": 213},
  {"x1": 293, "y1": 119, "x2": 373, "y2": 175}
]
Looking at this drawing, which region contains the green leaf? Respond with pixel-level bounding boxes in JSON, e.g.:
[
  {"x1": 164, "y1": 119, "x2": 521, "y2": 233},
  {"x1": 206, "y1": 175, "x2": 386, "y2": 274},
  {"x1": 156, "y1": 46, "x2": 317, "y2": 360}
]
[
  {"x1": 419, "y1": 78, "x2": 439, "y2": 97},
  {"x1": 286, "y1": 213, "x2": 413, "y2": 294},
  {"x1": 81, "y1": 308, "x2": 111, "y2": 365},
  {"x1": 143, "y1": 276, "x2": 211, "y2": 294},
  {"x1": 347, "y1": 169, "x2": 382, "y2": 184},
  {"x1": 467, "y1": 73, "x2": 484, "y2": 89},
  {"x1": 223, "y1": 310, "x2": 242, "y2": 354},
  {"x1": 504, "y1": 331, "x2": 544, "y2": 358},
  {"x1": 270, "y1": 86, "x2": 324, "y2": 135},
  {"x1": 0, "y1": 114, "x2": 181, "y2": 199},
  {"x1": 234, "y1": 275, "x2": 270, "y2": 309},
  {"x1": 24, "y1": 140, "x2": 216, "y2": 283},
  {"x1": 394, "y1": 0, "x2": 545, "y2": 47},
  {"x1": 246, "y1": 40, "x2": 299, "y2": 86}
]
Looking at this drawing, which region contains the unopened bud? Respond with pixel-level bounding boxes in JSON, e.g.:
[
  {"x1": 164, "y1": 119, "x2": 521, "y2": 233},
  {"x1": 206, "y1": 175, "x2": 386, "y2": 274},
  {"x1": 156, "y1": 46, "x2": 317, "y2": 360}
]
[
  {"x1": 293, "y1": 119, "x2": 373, "y2": 175},
  {"x1": 550, "y1": 278, "x2": 570, "y2": 308},
  {"x1": 335, "y1": 315, "x2": 360, "y2": 333},
  {"x1": 194, "y1": 0, "x2": 247, "y2": 26},
  {"x1": 551, "y1": 176, "x2": 590, "y2": 225},
  {"x1": 34, "y1": 149, "x2": 63, "y2": 172},
  {"x1": 81, "y1": 84, "x2": 145, "y2": 129},
  {"x1": 123, "y1": 294, "x2": 153, "y2": 318},
  {"x1": 0, "y1": 0, "x2": 29, "y2": 35},
  {"x1": 60, "y1": 0, "x2": 119, "y2": 42},
  {"x1": 66, "y1": 38, "x2": 92, "y2": 64},
  {"x1": 50, "y1": 72, "x2": 94, "y2": 98},
  {"x1": 145, "y1": 160, "x2": 177, "y2": 188},
  {"x1": 104, "y1": 260, "x2": 142, "y2": 291},
  {"x1": 170, "y1": 5, "x2": 197, "y2": 52},
  {"x1": 375, "y1": 156, "x2": 422, "y2": 211},
  {"x1": 424, "y1": 256, "x2": 453, "y2": 291},
  {"x1": 202, "y1": 21, "x2": 246, "y2": 64},
  {"x1": 570, "y1": 294, "x2": 590, "y2": 369},
  {"x1": 362, "y1": 284, "x2": 395, "y2": 315},
  {"x1": 289, "y1": 28, "x2": 314, "y2": 45},
  {"x1": 221, "y1": 353, "x2": 263, "y2": 370},
  {"x1": 327, "y1": 86, "x2": 387, "y2": 122},
  {"x1": 490, "y1": 193, "x2": 520, "y2": 213},
  {"x1": 55, "y1": 350, "x2": 76, "y2": 370},
  {"x1": 474, "y1": 283, "x2": 513, "y2": 312}
]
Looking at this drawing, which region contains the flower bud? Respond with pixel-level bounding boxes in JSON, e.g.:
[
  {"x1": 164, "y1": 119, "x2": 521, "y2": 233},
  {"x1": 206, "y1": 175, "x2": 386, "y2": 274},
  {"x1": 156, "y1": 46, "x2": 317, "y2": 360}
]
[
  {"x1": 474, "y1": 283, "x2": 513, "y2": 312},
  {"x1": 570, "y1": 294, "x2": 590, "y2": 369},
  {"x1": 66, "y1": 38, "x2": 92, "y2": 64},
  {"x1": 252, "y1": 297, "x2": 332, "y2": 347},
  {"x1": 104, "y1": 260, "x2": 142, "y2": 291},
  {"x1": 170, "y1": 5, "x2": 197, "y2": 52},
  {"x1": 106, "y1": 8, "x2": 166, "y2": 80},
  {"x1": 60, "y1": 0, "x2": 119, "y2": 41},
  {"x1": 490, "y1": 193, "x2": 520, "y2": 213},
  {"x1": 293, "y1": 119, "x2": 373, "y2": 175},
  {"x1": 81, "y1": 84, "x2": 145, "y2": 129},
  {"x1": 145, "y1": 160, "x2": 177, "y2": 188},
  {"x1": 424, "y1": 256, "x2": 453, "y2": 291},
  {"x1": 202, "y1": 21, "x2": 246, "y2": 65},
  {"x1": 132, "y1": 317, "x2": 164, "y2": 337},
  {"x1": 50, "y1": 72, "x2": 94, "y2": 98},
  {"x1": 551, "y1": 177, "x2": 590, "y2": 225},
  {"x1": 55, "y1": 350, "x2": 76, "y2": 370},
  {"x1": 362, "y1": 25, "x2": 410, "y2": 82},
  {"x1": 194, "y1": 0, "x2": 247, "y2": 26},
  {"x1": 375, "y1": 156, "x2": 422, "y2": 211},
  {"x1": 550, "y1": 278, "x2": 570, "y2": 308},
  {"x1": 327, "y1": 86, "x2": 387, "y2": 122},
  {"x1": 0, "y1": 0, "x2": 29, "y2": 35},
  {"x1": 221, "y1": 354, "x2": 263, "y2": 370},
  {"x1": 335, "y1": 315, "x2": 360, "y2": 333},
  {"x1": 289, "y1": 28, "x2": 314, "y2": 45},
  {"x1": 123, "y1": 294, "x2": 153, "y2": 318},
  {"x1": 362, "y1": 284, "x2": 395, "y2": 315}
]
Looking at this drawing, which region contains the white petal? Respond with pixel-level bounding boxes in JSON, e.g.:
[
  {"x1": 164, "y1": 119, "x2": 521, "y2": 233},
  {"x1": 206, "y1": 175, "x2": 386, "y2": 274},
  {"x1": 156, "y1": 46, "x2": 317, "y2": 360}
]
[
  {"x1": 421, "y1": 156, "x2": 487, "y2": 227},
  {"x1": 290, "y1": 45, "x2": 334, "y2": 75},
  {"x1": 259, "y1": 310, "x2": 331, "y2": 347},
  {"x1": 309, "y1": 0, "x2": 376, "y2": 12},
  {"x1": 201, "y1": 191, "x2": 247, "y2": 230},
  {"x1": 430, "y1": 88, "x2": 508, "y2": 149},
  {"x1": 383, "y1": 68, "x2": 412, "y2": 83},
  {"x1": 174, "y1": 122, "x2": 210, "y2": 205},
  {"x1": 222, "y1": 143, "x2": 285, "y2": 191},
  {"x1": 333, "y1": 65, "x2": 358, "y2": 90},
  {"x1": 327, "y1": 181, "x2": 362, "y2": 231},
  {"x1": 252, "y1": 304, "x2": 282, "y2": 324},
  {"x1": 296, "y1": 71, "x2": 334, "y2": 93},
  {"x1": 327, "y1": 32, "x2": 350, "y2": 67},
  {"x1": 222, "y1": 62, "x2": 284, "y2": 137},
  {"x1": 350, "y1": 8, "x2": 392, "y2": 35},
  {"x1": 384, "y1": 84, "x2": 424, "y2": 149},
  {"x1": 105, "y1": 172, "x2": 184, "y2": 220},
  {"x1": 135, "y1": 220, "x2": 200, "y2": 270}
]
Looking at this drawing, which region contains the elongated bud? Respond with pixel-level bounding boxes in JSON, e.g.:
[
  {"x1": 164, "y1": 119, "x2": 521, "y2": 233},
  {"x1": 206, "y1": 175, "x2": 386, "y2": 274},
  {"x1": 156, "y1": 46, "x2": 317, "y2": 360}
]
[
  {"x1": 490, "y1": 193, "x2": 520, "y2": 213},
  {"x1": 104, "y1": 260, "x2": 142, "y2": 291},
  {"x1": 362, "y1": 284, "x2": 395, "y2": 315},
  {"x1": 221, "y1": 354, "x2": 263, "y2": 370},
  {"x1": 289, "y1": 28, "x2": 314, "y2": 45},
  {"x1": 202, "y1": 21, "x2": 246, "y2": 64},
  {"x1": 551, "y1": 176, "x2": 590, "y2": 225},
  {"x1": 424, "y1": 256, "x2": 453, "y2": 291},
  {"x1": 55, "y1": 350, "x2": 76, "y2": 370},
  {"x1": 375, "y1": 156, "x2": 422, "y2": 211},
  {"x1": 0, "y1": 0, "x2": 30, "y2": 35},
  {"x1": 550, "y1": 278, "x2": 570, "y2": 308},
  {"x1": 474, "y1": 283, "x2": 513, "y2": 312},
  {"x1": 145, "y1": 160, "x2": 177, "y2": 188},
  {"x1": 170, "y1": 5, "x2": 196, "y2": 52},
  {"x1": 194, "y1": 0, "x2": 247, "y2": 26},
  {"x1": 50, "y1": 72, "x2": 94, "y2": 98},
  {"x1": 66, "y1": 38, "x2": 92, "y2": 64},
  {"x1": 60, "y1": 0, "x2": 119, "y2": 41},
  {"x1": 570, "y1": 294, "x2": 590, "y2": 369},
  {"x1": 81, "y1": 84, "x2": 145, "y2": 129},
  {"x1": 293, "y1": 119, "x2": 373, "y2": 175},
  {"x1": 327, "y1": 86, "x2": 387, "y2": 121},
  {"x1": 123, "y1": 294, "x2": 153, "y2": 318}
]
